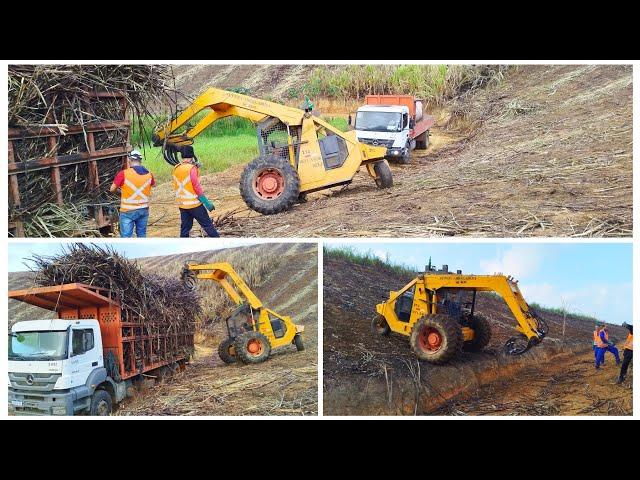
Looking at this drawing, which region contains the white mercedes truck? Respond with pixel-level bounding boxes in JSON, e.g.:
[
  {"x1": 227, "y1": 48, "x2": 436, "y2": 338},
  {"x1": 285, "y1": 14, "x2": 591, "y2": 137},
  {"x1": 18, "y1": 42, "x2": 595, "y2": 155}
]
[{"x1": 351, "y1": 95, "x2": 435, "y2": 164}]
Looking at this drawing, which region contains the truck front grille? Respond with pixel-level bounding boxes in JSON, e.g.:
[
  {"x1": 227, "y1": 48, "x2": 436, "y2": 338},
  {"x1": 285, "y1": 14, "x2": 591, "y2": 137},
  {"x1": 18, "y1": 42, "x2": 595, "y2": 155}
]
[
  {"x1": 359, "y1": 138, "x2": 394, "y2": 148},
  {"x1": 9, "y1": 372, "x2": 61, "y2": 391}
]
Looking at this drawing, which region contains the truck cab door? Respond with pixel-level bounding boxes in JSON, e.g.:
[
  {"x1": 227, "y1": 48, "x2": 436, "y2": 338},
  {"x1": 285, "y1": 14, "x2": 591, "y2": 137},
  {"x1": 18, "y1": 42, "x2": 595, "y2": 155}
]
[{"x1": 66, "y1": 326, "x2": 101, "y2": 388}]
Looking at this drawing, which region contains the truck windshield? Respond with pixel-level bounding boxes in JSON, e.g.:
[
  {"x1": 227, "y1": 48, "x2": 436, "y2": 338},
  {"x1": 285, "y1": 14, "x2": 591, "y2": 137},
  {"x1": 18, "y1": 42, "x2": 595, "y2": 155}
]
[
  {"x1": 8, "y1": 331, "x2": 68, "y2": 361},
  {"x1": 355, "y1": 111, "x2": 402, "y2": 132}
]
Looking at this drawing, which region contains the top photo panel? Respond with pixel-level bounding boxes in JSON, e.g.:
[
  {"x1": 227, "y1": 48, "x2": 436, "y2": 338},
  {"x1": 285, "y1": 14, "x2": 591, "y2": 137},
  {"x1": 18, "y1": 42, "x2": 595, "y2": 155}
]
[{"x1": 7, "y1": 64, "x2": 632, "y2": 238}]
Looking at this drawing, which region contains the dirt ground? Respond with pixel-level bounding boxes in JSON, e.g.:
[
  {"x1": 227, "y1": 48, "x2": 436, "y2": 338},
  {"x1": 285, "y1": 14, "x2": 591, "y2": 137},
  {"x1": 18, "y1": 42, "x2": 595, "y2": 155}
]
[
  {"x1": 323, "y1": 256, "x2": 632, "y2": 416},
  {"x1": 146, "y1": 64, "x2": 632, "y2": 238},
  {"x1": 432, "y1": 348, "x2": 632, "y2": 416},
  {"x1": 115, "y1": 335, "x2": 318, "y2": 416}
]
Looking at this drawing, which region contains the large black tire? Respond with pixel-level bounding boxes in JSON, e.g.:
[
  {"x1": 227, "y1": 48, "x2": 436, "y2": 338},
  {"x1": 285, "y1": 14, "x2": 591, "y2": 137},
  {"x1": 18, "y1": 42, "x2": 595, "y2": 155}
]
[
  {"x1": 89, "y1": 389, "x2": 113, "y2": 416},
  {"x1": 373, "y1": 161, "x2": 393, "y2": 188},
  {"x1": 463, "y1": 314, "x2": 492, "y2": 352},
  {"x1": 396, "y1": 152, "x2": 411, "y2": 164},
  {"x1": 397, "y1": 142, "x2": 412, "y2": 164},
  {"x1": 371, "y1": 315, "x2": 391, "y2": 336},
  {"x1": 409, "y1": 314, "x2": 463, "y2": 364},
  {"x1": 218, "y1": 338, "x2": 238, "y2": 364},
  {"x1": 293, "y1": 334, "x2": 305, "y2": 351},
  {"x1": 235, "y1": 331, "x2": 272, "y2": 364},
  {"x1": 416, "y1": 131, "x2": 430, "y2": 150},
  {"x1": 239, "y1": 155, "x2": 300, "y2": 215}
]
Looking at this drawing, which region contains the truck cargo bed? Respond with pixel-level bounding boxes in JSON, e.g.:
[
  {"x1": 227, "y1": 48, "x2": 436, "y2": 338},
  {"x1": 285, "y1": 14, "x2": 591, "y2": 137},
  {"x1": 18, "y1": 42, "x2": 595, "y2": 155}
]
[{"x1": 9, "y1": 283, "x2": 193, "y2": 380}]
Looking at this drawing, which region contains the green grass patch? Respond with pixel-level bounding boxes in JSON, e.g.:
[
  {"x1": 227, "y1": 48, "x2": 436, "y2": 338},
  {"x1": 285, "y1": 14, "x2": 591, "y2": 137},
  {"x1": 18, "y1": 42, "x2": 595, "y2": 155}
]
[
  {"x1": 324, "y1": 246, "x2": 416, "y2": 277},
  {"x1": 131, "y1": 115, "x2": 348, "y2": 184},
  {"x1": 294, "y1": 65, "x2": 509, "y2": 105}
]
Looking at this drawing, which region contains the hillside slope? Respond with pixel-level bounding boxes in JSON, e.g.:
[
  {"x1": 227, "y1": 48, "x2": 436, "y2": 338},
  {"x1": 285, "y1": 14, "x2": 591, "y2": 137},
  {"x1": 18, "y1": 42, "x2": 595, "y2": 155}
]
[
  {"x1": 323, "y1": 256, "x2": 631, "y2": 416},
  {"x1": 149, "y1": 64, "x2": 632, "y2": 238},
  {"x1": 171, "y1": 64, "x2": 321, "y2": 102}
]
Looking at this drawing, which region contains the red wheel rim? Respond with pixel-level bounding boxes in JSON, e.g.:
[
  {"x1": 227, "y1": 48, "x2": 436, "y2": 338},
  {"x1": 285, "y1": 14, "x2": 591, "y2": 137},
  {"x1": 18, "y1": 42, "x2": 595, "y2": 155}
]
[
  {"x1": 418, "y1": 326, "x2": 443, "y2": 353},
  {"x1": 253, "y1": 169, "x2": 285, "y2": 199},
  {"x1": 247, "y1": 339, "x2": 263, "y2": 356}
]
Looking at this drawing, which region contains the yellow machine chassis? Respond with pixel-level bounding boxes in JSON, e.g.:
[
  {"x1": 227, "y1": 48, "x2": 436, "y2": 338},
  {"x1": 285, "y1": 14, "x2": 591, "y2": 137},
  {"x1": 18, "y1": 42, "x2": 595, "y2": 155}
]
[
  {"x1": 153, "y1": 88, "x2": 388, "y2": 192},
  {"x1": 185, "y1": 262, "x2": 303, "y2": 350},
  {"x1": 376, "y1": 273, "x2": 543, "y2": 341}
]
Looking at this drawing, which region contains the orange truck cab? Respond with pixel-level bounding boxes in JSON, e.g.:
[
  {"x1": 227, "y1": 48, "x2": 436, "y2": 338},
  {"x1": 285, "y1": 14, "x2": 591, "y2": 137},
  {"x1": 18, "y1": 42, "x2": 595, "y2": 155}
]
[
  {"x1": 352, "y1": 95, "x2": 436, "y2": 164},
  {"x1": 8, "y1": 283, "x2": 194, "y2": 416}
]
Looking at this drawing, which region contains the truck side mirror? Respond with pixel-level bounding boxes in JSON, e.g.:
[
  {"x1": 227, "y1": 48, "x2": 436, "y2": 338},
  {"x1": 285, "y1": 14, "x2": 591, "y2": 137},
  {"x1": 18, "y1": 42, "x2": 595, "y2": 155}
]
[{"x1": 409, "y1": 118, "x2": 415, "y2": 129}]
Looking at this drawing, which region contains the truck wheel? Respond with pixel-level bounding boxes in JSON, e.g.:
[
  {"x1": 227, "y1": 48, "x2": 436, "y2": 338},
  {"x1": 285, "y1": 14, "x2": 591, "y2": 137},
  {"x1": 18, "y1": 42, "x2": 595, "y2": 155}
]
[
  {"x1": 373, "y1": 161, "x2": 393, "y2": 189},
  {"x1": 397, "y1": 143, "x2": 412, "y2": 164},
  {"x1": 416, "y1": 131, "x2": 430, "y2": 150},
  {"x1": 371, "y1": 315, "x2": 391, "y2": 336},
  {"x1": 410, "y1": 314, "x2": 463, "y2": 364},
  {"x1": 89, "y1": 390, "x2": 113, "y2": 416},
  {"x1": 293, "y1": 334, "x2": 305, "y2": 351},
  {"x1": 218, "y1": 338, "x2": 238, "y2": 364},
  {"x1": 240, "y1": 154, "x2": 300, "y2": 215},
  {"x1": 463, "y1": 314, "x2": 492, "y2": 352},
  {"x1": 235, "y1": 332, "x2": 272, "y2": 364}
]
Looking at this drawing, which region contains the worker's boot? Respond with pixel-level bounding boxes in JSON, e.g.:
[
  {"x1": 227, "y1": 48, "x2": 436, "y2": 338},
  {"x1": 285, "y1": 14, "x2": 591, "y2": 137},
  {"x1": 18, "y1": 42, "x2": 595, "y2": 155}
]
[{"x1": 616, "y1": 376, "x2": 624, "y2": 385}]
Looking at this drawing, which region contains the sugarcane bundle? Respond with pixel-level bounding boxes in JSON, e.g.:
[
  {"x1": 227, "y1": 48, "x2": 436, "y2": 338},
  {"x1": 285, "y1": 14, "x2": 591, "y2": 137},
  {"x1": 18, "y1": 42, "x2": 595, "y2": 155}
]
[
  {"x1": 8, "y1": 65, "x2": 174, "y2": 130},
  {"x1": 30, "y1": 244, "x2": 199, "y2": 340},
  {"x1": 8, "y1": 65, "x2": 177, "y2": 237}
]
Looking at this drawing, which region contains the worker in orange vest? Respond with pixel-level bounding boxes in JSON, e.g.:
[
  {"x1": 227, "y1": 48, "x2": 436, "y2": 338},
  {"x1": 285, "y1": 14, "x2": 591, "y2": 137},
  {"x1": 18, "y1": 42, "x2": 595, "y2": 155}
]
[
  {"x1": 595, "y1": 324, "x2": 620, "y2": 369},
  {"x1": 172, "y1": 146, "x2": 219, "y2": 238},
  {"x1": 110, "y1": 150, "x2": 155, "y2": 237},
  {"x1": 592, "y1": 324, "x2": 601, "y2": 365},
  {"x1": 616, "y1": 323, "x2": 633, "y2": 384}
]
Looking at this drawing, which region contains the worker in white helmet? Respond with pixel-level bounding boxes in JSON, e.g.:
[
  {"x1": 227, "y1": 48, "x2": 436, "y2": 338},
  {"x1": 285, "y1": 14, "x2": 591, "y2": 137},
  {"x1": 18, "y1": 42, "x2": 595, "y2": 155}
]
[{"x1": 110, "y1": 150, "x2": 156, "y2": 237}]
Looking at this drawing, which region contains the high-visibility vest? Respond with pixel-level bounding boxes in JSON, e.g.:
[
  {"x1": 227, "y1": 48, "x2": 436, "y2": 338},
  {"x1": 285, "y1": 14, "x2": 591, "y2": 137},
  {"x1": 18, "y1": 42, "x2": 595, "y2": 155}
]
[
  {"x1": 593, "y1": 330, "x2": 599, "y2": 346},
  {"x1": 120, "y1": 168, "x2": 152, "y2": 212},
  {"x1": 624, "y1": 333, "x2": 633, "y2": 351},
  {"x1": 172, "y1": 163, "x2": 201, "y2": 209},
  {"x1": 594, "y1": 329, "x2": 607, "y2": 348}
]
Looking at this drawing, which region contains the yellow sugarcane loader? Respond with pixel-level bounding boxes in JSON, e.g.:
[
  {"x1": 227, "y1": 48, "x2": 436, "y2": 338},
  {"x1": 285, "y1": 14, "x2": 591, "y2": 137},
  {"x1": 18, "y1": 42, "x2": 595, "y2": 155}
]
[
  {"x1": 181, "y1": 262, "x2": 304, "y2": 364},
  {"x1": 374, "y1": 263, "x2": 549, "y2": 364},
  {"x1": 153, "y1": 89, "x2": 392, "y2": 215}
]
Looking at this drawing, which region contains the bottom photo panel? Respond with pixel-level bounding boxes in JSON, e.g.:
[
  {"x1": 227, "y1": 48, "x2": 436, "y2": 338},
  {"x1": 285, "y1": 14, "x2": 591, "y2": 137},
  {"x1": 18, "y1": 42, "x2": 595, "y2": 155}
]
[
  {"x1": 8, "y1": 241, "x2": 318, "y2": 417},
  {"x1": 323, "y1": 242, "x2": 633, "y2": 417}
]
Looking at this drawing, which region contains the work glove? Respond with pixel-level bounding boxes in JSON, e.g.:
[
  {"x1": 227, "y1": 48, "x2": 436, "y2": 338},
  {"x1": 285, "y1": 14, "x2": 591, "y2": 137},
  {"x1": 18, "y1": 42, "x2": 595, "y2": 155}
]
[{"x1": 199, "y1": 195, "x2": 215, "y2": 212}]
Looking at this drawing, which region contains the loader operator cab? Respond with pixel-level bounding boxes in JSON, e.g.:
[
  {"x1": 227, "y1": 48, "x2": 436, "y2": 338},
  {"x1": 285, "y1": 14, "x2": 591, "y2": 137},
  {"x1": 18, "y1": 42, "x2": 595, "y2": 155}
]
[
  {"x1": 225, "y1": 303, "x2": 254, "y2": 339},
  {"x1": 395, "y1": 288, "x2": 415, "y2": 322},
  {"x1": 225, "y1": 303, "x2": 287, "y2": 340},
  {"x1": 438, "y1": 288, "x2": 477, "y2": 321}
]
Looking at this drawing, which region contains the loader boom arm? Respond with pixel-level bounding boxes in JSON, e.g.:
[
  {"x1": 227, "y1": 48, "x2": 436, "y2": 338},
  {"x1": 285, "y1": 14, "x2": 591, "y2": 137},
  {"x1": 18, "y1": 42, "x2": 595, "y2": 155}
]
[
  {"x1": 153, "y1": 88, "x2": 307, "y2": 146},
  {"x1": 423, "y1": 274, "x2": 542, "y2": 340},
  {"x1": 185, "y1": 262, "x2": 263, "y2": 309}
]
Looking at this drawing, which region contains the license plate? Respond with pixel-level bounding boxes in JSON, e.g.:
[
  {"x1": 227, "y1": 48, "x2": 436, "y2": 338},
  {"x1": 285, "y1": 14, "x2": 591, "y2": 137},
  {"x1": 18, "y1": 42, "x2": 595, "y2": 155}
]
[{"x1": 11, "y1": 400, "x2": 23, "y2": 407}]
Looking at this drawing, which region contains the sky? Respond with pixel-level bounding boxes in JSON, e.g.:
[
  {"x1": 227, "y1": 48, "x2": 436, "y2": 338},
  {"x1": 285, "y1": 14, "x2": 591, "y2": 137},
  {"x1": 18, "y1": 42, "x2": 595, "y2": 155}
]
[
  {"x1": 326, "y1": 242, "x2": 633, "y2": 325},
  {"x1": 7, "y1": 239, "x2": 262, "y2": 273}
]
